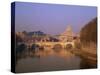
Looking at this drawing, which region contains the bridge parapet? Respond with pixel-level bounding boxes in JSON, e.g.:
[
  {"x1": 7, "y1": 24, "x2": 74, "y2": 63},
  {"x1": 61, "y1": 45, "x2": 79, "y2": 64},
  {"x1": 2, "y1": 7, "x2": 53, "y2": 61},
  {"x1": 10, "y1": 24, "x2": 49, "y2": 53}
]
[{"x1": 23, "y1": 40, "x2": 75, "y2": 50}]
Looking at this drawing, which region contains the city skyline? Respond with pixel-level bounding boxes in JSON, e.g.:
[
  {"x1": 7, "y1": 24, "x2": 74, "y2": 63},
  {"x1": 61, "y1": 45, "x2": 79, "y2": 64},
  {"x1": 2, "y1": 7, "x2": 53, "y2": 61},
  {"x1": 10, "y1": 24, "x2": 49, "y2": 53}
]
[
  {"x1": 12, "y1": 2, "x2": 97, "y2": 73},
  {"x1": 15, "y1": 2, "x2": 97, "y2": 35}
]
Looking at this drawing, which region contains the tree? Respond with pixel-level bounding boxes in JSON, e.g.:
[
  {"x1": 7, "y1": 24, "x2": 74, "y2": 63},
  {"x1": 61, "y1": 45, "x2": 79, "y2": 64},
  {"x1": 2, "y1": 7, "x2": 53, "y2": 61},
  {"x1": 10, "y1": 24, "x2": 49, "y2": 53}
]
[{"x1": 80, "y1": 17, "x2": 97, "y2": 45}]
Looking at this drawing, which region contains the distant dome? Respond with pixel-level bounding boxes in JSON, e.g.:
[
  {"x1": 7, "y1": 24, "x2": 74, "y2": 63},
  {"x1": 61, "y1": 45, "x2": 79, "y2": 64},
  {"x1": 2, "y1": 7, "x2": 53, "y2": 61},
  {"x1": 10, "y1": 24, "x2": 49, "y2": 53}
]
[
  {"x1": 59, "y1": 25, "x2": 74, "y2": 42},
  {"x1": 61, "y1": 25, "x2": 73, "y2": 36}
]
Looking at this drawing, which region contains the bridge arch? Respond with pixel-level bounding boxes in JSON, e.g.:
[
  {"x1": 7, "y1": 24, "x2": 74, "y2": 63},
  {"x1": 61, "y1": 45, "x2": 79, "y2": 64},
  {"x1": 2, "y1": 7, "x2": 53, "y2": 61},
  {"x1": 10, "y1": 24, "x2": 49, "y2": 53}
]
[
  {"x1": 16, "y1": 43, "x2": 27, "y2": 53},
  {"x1": 65, "y1": 42, "x2": 74, "y2": 49},
  {"x1": 30, "y1": 43, "x2": 40, "y2": 50},
  {"x1": 53, "y1": 44, "x2": 63, "y2": 49},
  {"x1": 65, "y1": 44, "x2": 73, "y2": 49}
]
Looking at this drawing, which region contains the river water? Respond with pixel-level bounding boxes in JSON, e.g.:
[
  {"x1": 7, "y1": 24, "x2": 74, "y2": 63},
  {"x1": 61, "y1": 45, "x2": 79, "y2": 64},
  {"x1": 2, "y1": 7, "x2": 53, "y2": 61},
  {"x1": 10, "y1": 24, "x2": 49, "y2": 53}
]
[{"x1": 15, "y1": 49, "x2": 82, "y2": 73}]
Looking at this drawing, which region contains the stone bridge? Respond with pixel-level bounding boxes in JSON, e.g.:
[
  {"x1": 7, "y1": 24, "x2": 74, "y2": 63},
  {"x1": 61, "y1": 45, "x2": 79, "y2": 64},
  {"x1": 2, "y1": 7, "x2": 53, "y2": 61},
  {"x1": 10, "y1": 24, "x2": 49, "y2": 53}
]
[{"x1": 25, "y1": 41, "x2": 75, "y2": 49}]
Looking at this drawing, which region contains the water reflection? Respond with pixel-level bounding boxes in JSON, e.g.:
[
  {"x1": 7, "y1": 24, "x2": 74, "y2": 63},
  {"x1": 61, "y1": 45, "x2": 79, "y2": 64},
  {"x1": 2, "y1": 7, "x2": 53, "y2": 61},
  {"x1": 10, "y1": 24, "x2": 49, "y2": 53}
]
[{"x1": 16, "y1": 49, "x2": 83, "y2": 73}]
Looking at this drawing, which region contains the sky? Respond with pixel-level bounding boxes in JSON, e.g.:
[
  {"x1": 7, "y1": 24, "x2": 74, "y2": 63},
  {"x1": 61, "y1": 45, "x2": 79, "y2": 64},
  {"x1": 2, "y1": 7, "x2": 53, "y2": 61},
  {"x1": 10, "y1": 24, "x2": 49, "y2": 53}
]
[{"x1": 15, "y1": 2, "x2": 97, "y2": 35}]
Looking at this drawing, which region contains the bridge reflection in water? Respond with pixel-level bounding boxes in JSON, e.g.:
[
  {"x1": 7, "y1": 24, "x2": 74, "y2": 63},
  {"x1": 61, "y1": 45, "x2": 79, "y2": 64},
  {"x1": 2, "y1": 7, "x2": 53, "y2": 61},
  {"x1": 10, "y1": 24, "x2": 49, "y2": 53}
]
[{"x1": 15, "y1": 48, "x2": 94, "y2": 73}]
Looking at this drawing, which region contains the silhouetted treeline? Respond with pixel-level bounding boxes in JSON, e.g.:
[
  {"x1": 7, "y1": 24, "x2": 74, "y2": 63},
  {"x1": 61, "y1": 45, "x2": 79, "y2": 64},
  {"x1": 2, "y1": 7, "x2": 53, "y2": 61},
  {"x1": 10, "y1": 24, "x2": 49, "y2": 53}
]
[{"x1": 80, "y1": 17, "x2": 97, "y2": 45}]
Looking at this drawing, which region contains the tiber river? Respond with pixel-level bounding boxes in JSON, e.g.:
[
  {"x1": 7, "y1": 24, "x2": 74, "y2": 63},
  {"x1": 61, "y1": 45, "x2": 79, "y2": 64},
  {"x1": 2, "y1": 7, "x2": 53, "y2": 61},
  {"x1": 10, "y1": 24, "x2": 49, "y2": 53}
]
[{"x1": 15, "y1": 48, "x2": 88, "y2": 73}]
